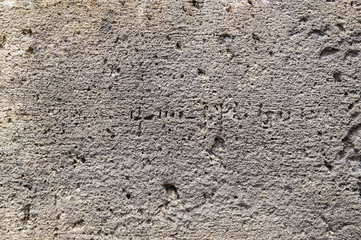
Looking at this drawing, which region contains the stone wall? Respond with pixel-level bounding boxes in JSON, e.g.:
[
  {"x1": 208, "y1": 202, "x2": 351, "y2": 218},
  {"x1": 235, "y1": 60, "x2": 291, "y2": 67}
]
[{"x1": 0, "y1": 0, "x2": 360, "y2": 239}]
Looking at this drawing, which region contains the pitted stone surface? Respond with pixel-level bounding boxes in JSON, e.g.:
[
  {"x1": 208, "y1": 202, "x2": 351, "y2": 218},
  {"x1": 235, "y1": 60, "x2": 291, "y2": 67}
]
[{"x1": 0, "y1": 0, "x2": 360, "y2": 239}]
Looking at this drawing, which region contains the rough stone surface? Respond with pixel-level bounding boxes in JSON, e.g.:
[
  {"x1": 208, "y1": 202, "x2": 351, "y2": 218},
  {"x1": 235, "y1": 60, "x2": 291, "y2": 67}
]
[{"x1": 1, "y1": 0, "x2": 361, "y2": 239}]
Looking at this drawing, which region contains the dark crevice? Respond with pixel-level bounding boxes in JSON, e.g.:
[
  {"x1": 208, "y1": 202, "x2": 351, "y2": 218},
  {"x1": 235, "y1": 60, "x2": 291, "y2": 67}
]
[
  {"x1": 252, "y1": 33, "x2": 260, "y2": 41},
  {"x1": 164, "y1": 184, "x2": 180, "y2": 199},
  {"x1": 324, "y1": 161, "x2": 333, "y2": 171},
  {"x1": 300, "y1": 16, "x2": 308, "y2": 22},
  {"x1": 197, "y1": 68, "x2": 205, "y2": 75},
  {"x1": 176, "y1": 42, "x2": 182, "y2": 50},
  {"x1": 309, "y1": 29, "x2": 327, "y2": 36},
  {"x1": 214, "y1": 136, "x2": 225, "y2": 149},
  {"x1": 0, "y1": 35, "x2": 6, "y2": 48},
  {"x1": 143, "y1": 114, "x2": 155, "y2": 120},
  {"x1": 22, "y1": 28, "x2": 32, "y2": 35},
  {"x1": 72, "y1": 219, "x2": 84, "y2": 228},
  {"x1": 333, "y1": 72, "x2": 342, "y2": 82},
  {"x1": 190, "y1": 0, "x2": 201, "y2": 9},
  {"x1": 26, "y1": 46, "x2": 35, "y2": 54},
  {"x1": 219, "y1": 33, "x2": 232, "y2": 44}
]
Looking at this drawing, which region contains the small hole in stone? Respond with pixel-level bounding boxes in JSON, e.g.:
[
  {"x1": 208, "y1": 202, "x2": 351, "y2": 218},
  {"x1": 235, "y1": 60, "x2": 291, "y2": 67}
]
[
  {"x1": 333, "y1": 72, "x2": 341, "y2": 82},
  {"x1": 252, "y1": 33, "x2": 260, "y2": 41},
  {"x1": 126, "y1": 193, "x2": 131, "y2": 199},
  {"x1": 197, "y1": 68, "x2": 205, "y2": 75},
  {"x1": 324, "y1": 161, "x2": 333, "y2": 171},
  {"x1": 226, "y1": 6, "x2": 232, "y2": 12},
  {"x1": 300, "y1": 16, "x2": 308, "y2": 22},
  {"x1": 191, "y1": 0, "x2": 200, "y2": 9},
  {"x1": 163, "y1": 184, "x2": 180, "y2": 199},
  {"x1": 348, "y1": 103, "x2": 354, "y2": 110},
  {"x1": 336, "y1": 23, "x2": 345, "y2": 31},
  {"x1": 80, "y1": 156, "x2": 86, "y2": 163},
  {"x1": 214, "y1": 136, "x2": 225, "y2": 148},
  {"x1": 26, "y1": 46, "x2": 34, "y2": 54},
  {"x1": 320, "y1": 47, "x2": 339, "y2": 58},
  {"x1": 22, "y1": 29, "x2": 32, "y2": 35}
]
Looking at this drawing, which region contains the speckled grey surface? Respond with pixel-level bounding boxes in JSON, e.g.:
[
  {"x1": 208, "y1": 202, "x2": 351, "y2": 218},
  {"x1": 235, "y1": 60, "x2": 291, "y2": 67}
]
[{"x1": 0, "y1": 0, "x2": 360, "y2": 239}]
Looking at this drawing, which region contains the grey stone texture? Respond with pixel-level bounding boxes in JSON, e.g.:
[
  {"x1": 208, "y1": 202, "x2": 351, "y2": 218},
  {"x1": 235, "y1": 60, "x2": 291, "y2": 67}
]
[{"x1": 1, "y1": 0, "x2": 361, "y2": 239}]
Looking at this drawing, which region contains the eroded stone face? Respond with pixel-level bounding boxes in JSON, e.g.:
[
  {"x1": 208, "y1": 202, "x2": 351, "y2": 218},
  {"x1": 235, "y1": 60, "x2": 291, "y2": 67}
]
[
  {"x1": 0, "y1": 0, "x2": 360, "y2": 239},
  {"x1": 339, "y1": 122, "x2": 361, "y2": 177}
]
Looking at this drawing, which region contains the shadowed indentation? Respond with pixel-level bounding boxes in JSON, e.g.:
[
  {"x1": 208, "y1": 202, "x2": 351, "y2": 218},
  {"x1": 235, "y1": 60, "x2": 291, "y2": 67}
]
[
  {"x1": 320, "y1": 47, "x2": 339, "y2": 58},
  {"x1": 164, "y1": 184, "x2": 180, "y2": 200}
]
